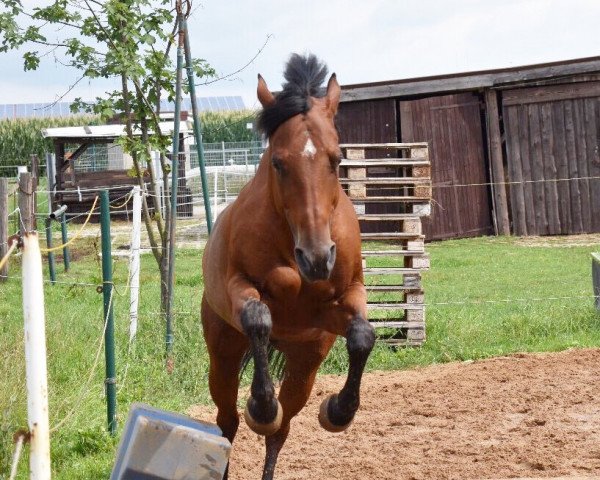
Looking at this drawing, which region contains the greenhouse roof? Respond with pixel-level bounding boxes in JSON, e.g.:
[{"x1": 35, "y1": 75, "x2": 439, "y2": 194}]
[{"x1": 42, "y1": 121, "x2": 192, "y2": 140}]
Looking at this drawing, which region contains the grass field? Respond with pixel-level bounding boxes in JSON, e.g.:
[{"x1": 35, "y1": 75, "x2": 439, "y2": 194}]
[{"x1": 1, "y1": 232, "x2": 599, "y2": 478}]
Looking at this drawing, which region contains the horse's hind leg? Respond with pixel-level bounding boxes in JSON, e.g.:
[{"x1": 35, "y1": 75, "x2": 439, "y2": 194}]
[
  {"x1": 201, "y1": 295, "x2": 248, "y2": 444},
  {"x1": 261, "y1": 336, "x2": 336, "y2": 480}
]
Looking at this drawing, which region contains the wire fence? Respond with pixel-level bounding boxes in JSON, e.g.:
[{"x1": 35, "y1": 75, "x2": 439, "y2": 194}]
[{"x1": 2, "y1": 184, "x2": 599, "y2": 475}]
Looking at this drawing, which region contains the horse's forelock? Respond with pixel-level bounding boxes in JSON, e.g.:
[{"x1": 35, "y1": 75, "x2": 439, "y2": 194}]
[{"x1": 257, "y1": 53, "x2": 329, "y2": 138}]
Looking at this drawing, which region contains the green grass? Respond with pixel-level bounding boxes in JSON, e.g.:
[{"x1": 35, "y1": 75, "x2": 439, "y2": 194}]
[{"x1": 1, "y1": 234, "x2": 599, "y2": 478}]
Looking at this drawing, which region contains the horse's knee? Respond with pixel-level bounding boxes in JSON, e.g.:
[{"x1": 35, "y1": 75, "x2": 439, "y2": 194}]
[
  {"x1": 241, "y1": 298, "x2": 272, "y2": 339},
  {"x1": 217, "y1": 410, "x2": 240, "y2": 443},
  {"x1": 346, "y1": 317, "x2": 375, "y2": 357}
]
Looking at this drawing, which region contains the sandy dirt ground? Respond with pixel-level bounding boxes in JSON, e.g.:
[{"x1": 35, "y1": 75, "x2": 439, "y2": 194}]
[{"x1": 190, "y1": 348, "x2": 600, "y2": 480}]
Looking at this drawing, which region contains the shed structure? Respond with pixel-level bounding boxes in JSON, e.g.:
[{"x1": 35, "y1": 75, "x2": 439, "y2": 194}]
[
  {"x1": 43, "y1": 121, "x2": 193, "y2": 219},
  {"x1": 338, "y1": 56, "x2": 600, "y2": 240}
]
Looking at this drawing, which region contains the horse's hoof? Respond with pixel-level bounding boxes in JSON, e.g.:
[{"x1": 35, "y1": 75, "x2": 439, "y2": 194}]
[
  {"x1": 318, "y1": 394, "x2": 354, "y2": 433},
  {"x1": 244, "y1": 398, "x2": 283, "y2": 436}
]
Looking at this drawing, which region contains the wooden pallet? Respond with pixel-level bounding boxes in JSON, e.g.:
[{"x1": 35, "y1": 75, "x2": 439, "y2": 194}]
[{"x1": 341, "y1": 143, "x2": 431, "y2": 346}]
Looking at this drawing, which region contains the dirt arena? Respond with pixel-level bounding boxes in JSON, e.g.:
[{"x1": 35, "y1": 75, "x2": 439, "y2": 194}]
[{"x1": 190, "y1": 349, "x2": 600, "y2": 479}]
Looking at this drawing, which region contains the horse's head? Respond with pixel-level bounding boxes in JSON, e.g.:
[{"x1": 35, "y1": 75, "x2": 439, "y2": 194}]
[{"x1": 257, "y1": 54, "x2": 342, "y2": 282}]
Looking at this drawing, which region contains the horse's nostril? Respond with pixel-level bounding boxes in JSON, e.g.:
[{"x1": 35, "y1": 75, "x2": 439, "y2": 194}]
[{"x1": 294, "y1": 247, "x2": 309, "y2": 269}]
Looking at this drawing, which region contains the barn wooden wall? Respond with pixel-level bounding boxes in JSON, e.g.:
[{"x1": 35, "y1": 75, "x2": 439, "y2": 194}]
[
  {"x1": 337, "y1": 99, "x2": 405, "y2": 234},
  {"x1": 399, "y1": 93, "x2": 494, "y2": 240},
  {"x1": 502, "y1": 82, "x2": 600, "y2": 235},
  {"x1": 338, "y1": 72, "x2": 600, "y2": 239}
]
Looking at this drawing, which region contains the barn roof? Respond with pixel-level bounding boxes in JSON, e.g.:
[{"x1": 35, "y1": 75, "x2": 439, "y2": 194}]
[{"x1": 340, "y1": 55, "x2": 600, "y2": 102}]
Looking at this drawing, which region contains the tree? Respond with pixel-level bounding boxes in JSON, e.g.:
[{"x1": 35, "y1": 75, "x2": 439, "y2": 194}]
[{"x1": 0, "y1": 0, "x2": 215, "y2": 316}]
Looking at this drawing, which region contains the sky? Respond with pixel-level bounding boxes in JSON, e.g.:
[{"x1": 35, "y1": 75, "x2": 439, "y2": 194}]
[{"x1": 1, "y1": 0, "x2": 600, "y2": 109}]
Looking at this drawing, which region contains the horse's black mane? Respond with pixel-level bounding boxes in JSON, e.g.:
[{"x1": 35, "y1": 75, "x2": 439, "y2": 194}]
[{"x1": 257, "y1": 53, "x2": 329, "y2": 138}]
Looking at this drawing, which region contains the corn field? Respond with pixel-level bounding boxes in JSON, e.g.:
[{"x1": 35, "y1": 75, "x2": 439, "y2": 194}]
[
  {"x1": 0, "y1": 115, "x2": 100, "y2": 168},
  {"x1": 0, "y1": 110, "x2": 259, "y2": 169},
  {"x1": 197, "y1": 110, "x2": 259, "y2": 143}
]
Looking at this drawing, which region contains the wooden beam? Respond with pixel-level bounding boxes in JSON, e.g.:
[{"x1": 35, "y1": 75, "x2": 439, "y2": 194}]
[
  {"x1": 60, "y1": 143, "x2": 89, "y2": 172},
  {"x1": 0, "y1": 178, "x2": 8, "y2": 282},
  {"x1": 502, "y1": 81, "x2": 600, "y2": 106},
  {"x1": 341, "y1": 58, "x2": 600, "y2": 103},
  {"x1": 484, "y1": 89, "x2": 511, "y2": 235},
  {"x1": 18, "y1": 173, "x2": 35, "y2": 235},
  {"x1": 54, "y1": 141, "x2": 65, "y2": 194}
]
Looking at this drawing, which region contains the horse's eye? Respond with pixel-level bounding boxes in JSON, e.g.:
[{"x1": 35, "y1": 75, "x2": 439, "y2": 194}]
[
  {"x1": 330, "y1": 154, "x2": 342, "y2": 173},
  {"x1": 272, "y1": 157, "x2": 284, "y2": 175}
]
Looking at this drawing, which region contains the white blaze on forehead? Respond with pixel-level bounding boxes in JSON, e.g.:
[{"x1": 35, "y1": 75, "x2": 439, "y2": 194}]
[{"x1": 302, "y1": 137, "x2": 317, "y2": 158}]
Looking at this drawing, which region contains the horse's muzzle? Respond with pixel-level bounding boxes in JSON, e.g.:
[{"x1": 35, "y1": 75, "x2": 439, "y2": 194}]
[{"x1": 294, "y1": 243, "x2": 336, "y2": 282}]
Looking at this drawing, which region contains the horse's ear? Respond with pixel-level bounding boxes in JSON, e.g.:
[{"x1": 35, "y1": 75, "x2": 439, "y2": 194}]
[
  {"x1": 257, "y1": 74, "x2": 275, "y2": 108},
  {"x1": 326, "y1": 73, "x2": 341, "y2": 115}
]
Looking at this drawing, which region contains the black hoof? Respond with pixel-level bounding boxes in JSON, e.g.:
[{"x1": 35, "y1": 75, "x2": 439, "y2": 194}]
[
  {"x1": 318, "y1": 394, "x2": 355, "y2": 433},
  {"x1": 244, "y1": 397, "x2": 283, "y2": 436}
]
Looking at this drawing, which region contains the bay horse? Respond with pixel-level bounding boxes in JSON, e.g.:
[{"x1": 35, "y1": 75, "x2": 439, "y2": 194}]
[{"x1": 201, "y1": 53, "x2": 375, "y2": 480}]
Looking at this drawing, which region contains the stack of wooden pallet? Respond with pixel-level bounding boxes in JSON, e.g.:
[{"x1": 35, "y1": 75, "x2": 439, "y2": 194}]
[{"x1": 339, "y1": 143, "x2": 432, "y2": 346}]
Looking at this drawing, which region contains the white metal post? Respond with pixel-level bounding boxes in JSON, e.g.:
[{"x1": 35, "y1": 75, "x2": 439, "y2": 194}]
[
  {"x1": 129, "y1": 186, "x2": 142, "y2": 342},
  {"x1": 213, "y1": 170, "x2": 218, "y2": 219},
  {"x1": 152, "y1": 151, "x2": 164, "y2": 218},
  {"x1": 21, "y1": 233, "x2": 51, "y2": 479}
]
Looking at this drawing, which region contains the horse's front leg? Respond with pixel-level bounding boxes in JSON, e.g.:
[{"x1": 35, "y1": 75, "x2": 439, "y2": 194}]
[
  {"x1": 228, "y1": 275, "x2": 283, "y2": 436},
  {"x1": 318, "y1": 283, "x2": 375, "y2": 432}
]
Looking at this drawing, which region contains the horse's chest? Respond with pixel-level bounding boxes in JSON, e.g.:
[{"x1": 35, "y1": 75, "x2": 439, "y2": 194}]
[{"x1": 261, "y1": 266, "x2": 343, "y2": 332}]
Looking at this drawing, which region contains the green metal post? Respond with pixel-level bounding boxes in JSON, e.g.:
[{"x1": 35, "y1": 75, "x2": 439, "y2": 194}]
[
  {"x1": 100, "y1": 190, "x2": 117, "y2": 435},
  {"x1": 44, "y1": 218, "x2": 56, "y2": 284},
  {"x1": 60, "y1": 214, "x2": 70, "y2": 272},
  {"x1": 166, "y1": 13, "x2": 184, "y2": 356},
  {"x1": 182, "y1": 17, "x2": 213, "y2": 233}
]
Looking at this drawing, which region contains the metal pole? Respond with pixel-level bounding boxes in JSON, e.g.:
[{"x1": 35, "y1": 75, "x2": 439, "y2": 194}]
[
  {"x1": 182, "y1": 16, "x2": 213, "y2": 233},
  {"x1": 213, "y1": 170, "x2": 218, "y2": 219},
  {"x1": 129, "y1": 186, "x2": 142, "y2": 342},
  {"x1": 44, "y1": 218, "x2": 56, "y2": 284},
  {"x1": 100, "y1": 190, "x2": 117, "y2": 435},
  {"x1": 60, "y1": 214, "x2": 70, "y2": 272},
  {"x1": 21, "y1": 233, "x2": 51, "y2": 479},
  {"x1": 166, "y1": 12, "x2": 184, "y2": 357}
]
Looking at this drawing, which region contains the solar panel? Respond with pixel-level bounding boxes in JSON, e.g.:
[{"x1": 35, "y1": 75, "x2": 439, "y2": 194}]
[{"x1": 0, "y1": 96, "x2": 247, "y2": 120}]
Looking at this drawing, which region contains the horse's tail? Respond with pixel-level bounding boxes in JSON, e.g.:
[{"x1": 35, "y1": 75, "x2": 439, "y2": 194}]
[{"x1": 240, "y1": 343, "x2": 286, "y2": 382}]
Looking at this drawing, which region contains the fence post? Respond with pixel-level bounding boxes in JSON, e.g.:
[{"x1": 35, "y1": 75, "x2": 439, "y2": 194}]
[
  {"x1": 152, "y1": 151, "x2": 164, "y2": 218},
  {"x1": 44, "y1": 218, "x2": 56, "y2": 284},
  {"x1": 129, "y1": 186, "x2": 142, "y2": 342},
  {"x1": 30, "y1": 154, "x2": 39, "y2": 230},
  {"x1": 0, "y1": 178, "x2": 8, "y2": 282},
  {"x1": 100, "y1": 190, "x2": 117, "y2": 435},
  {"x1": 213, "y1": 170, "x2": 218, "y2": 219},
  {"x1": 18, "y1": 172, "x2": 34, "y2": 235},
  {"x1": 60, "y1": 213, "x2": 70, "y2": 272},
  {"x1": 45, "y1": 153, "x2": 55, "y2": 213},
  {"x1": 22, "y1": 233, "x2": 51, "y2": 479}
]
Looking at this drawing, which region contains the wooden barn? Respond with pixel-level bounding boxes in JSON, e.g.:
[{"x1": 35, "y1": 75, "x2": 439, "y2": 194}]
[{"x1": 338, "y1": 56, "x2": 600, "y2": 240}]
